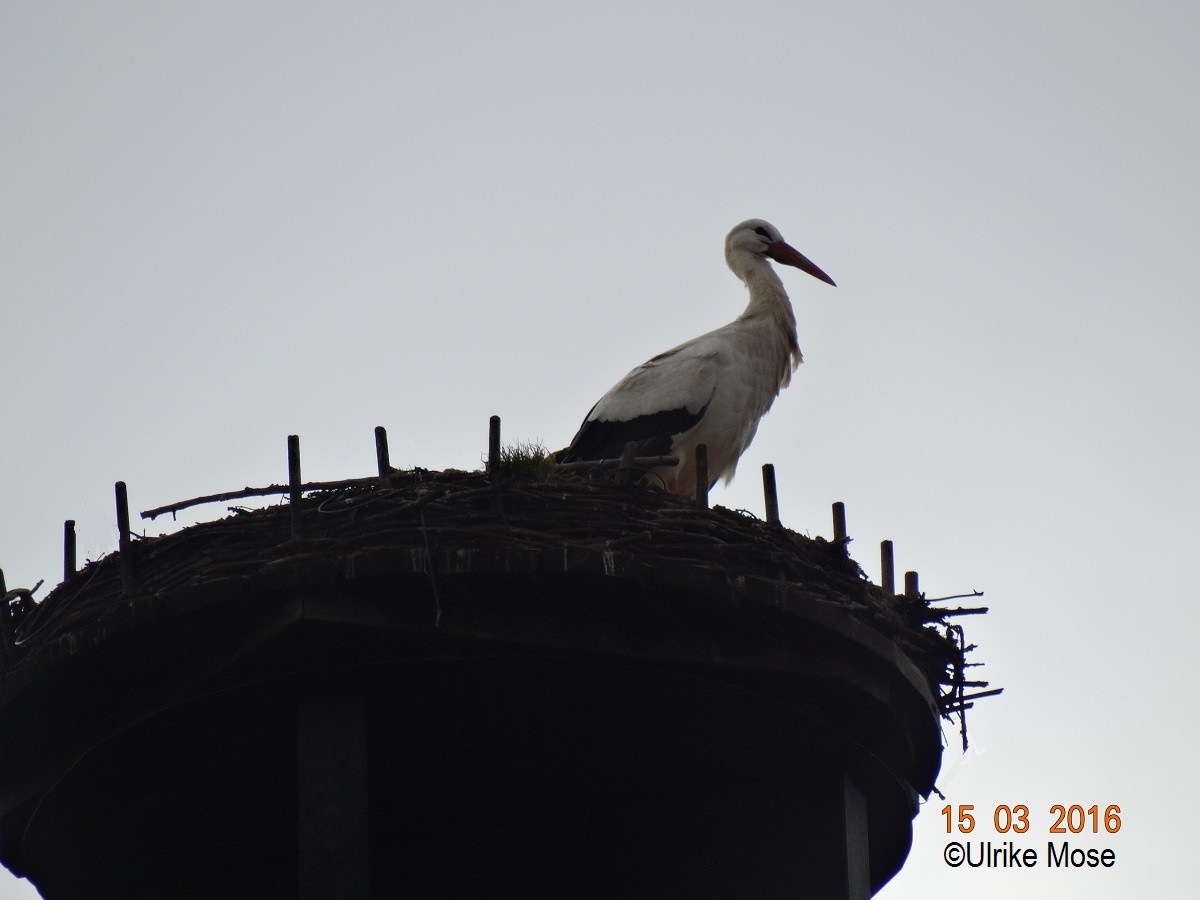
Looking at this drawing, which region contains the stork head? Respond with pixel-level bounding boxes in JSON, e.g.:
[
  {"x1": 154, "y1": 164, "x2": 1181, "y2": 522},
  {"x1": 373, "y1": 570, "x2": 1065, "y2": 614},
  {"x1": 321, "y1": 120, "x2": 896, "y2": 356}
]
[{"x1": 725, "y1": 219, "x2": 836, "y2": 287}]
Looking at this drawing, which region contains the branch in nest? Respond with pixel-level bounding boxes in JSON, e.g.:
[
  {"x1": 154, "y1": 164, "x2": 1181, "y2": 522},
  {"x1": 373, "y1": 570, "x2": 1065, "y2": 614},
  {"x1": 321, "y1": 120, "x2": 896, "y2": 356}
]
[
  {"x1": 925, "y1": 590, "x2": 985, "y2": 603},
  {"x1": 944, "y1": 687, "x2": 1004, "y2": 709},
  {"x1": 140, "y1": 475, "x2": 387, "y2": 521},
  {"x1": 937, "y1": 606, "x2": 990, "y2": 618}
]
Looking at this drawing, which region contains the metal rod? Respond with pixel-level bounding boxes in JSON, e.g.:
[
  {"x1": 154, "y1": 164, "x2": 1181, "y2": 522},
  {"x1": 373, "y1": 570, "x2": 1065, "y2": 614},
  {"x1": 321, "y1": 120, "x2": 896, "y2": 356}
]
[
  {"x1": 0, "y1": 568, "x2": 6, "y2": 595},
  {"x1": 288, "y1": 435, "x2": 303, "y2": 539},
  {"x1": 694, "y1": 443, "x2": 709, "y2": 510},
  {"x1": 374, "y1": 426, "x2": 391, "y2": 478},
  {"x1": 761, "y1": 464, "x2": 780, "y2": 526},
  {"x1": 832, "y1": 501, "x2": 847, "y2": 545},
  {"x1": 904, "y1": 570, "x2": 920, "y2": 599},
  {"x1": 881, "y1": 540, "x2": 895, "y2": 596},
  {"x1": 64, "y1": 520, "x2": 77, "y2": 580},
  {"x1": 116, "y1": 482, "x2": 135, "y2": 593},
  {"x1": 488, "y1": 415, "x2": 501, "y2": 481},
  {"x1": 556, "y1": 455, "x2": 679, "y2": 473}
]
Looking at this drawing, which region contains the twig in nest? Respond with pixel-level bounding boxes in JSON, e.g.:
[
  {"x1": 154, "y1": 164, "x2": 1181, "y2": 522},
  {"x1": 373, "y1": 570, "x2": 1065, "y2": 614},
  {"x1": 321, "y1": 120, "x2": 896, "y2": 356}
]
[{"x1": 925, "y1": 590, "x2": 985, "y2": 603}]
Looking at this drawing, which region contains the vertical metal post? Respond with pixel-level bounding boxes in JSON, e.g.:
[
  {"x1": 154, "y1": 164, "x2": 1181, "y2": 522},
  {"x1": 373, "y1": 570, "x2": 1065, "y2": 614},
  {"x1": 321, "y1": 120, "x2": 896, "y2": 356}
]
[
  {"x1": 64, "y1": 520, "x2": 77, "y2": 580},
  {"x1": 842, "y1": 774, "x2": 872, "y2": 900},
  {"x1": 488, "y1": 415, "x2": 501, "y2": 481},
  {"x1": 0, "y1": 568, "x2": 6, "y2": 595},
  {"x1": 904, "y1": 570, "x2": 920, "y2": 600},
  {"x1": 298, "y1": 691, "x2": 369, "y2": 899},
  {"x1": 288, "y1": 435, "x2": 303, "y2": 540},
  {"x1": 832, "y1": 502, "x2": 847, "y2": 547},
  {"x1": 761, "y1": 464, "x2": 780, "y2": 526},
  {"x1": 374, "y1": 426, "x2": 391, "y2": 478},
  {"x1": 694, "y1": 444, "x2": 709, "y2": 510},
  {"x1": 619, "y1": 441, "x2": 637, "y2": 469},
  {"x1": 880, "y1": 540, "x2": 895, "y2": 597},
  {"x1": 115, "y1": 482, "x2": 135, "y2": 593},
  {"x1": 618, "y1": 441, "x2": 638, "y2": 485}
]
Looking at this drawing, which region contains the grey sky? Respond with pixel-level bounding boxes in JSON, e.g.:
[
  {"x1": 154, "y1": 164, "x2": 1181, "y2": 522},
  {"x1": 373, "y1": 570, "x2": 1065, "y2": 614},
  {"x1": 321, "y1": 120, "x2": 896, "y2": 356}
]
[{"x1": 3, "y1": 3, "x2": 1197, "y2": 896}]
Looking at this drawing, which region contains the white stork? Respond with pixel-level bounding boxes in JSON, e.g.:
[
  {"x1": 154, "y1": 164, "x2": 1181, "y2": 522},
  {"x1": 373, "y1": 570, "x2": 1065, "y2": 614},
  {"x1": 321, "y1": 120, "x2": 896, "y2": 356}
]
[{"x1": 560, "y1": 219, "x2": 835, "y2": 497}]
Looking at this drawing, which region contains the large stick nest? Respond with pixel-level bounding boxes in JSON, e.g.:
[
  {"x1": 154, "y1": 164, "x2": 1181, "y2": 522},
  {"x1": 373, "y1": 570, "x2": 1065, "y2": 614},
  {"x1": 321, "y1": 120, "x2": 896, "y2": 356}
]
[{"x1": 6, "y1": 469, "x2": 983, "y2": 737}]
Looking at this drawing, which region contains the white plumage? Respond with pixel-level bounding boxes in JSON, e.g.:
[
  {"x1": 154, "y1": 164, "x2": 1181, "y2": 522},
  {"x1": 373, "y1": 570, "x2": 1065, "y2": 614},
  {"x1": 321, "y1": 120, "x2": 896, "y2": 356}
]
[{"x1": 561, "y1": 219, "x2": 836, "y2": 497}]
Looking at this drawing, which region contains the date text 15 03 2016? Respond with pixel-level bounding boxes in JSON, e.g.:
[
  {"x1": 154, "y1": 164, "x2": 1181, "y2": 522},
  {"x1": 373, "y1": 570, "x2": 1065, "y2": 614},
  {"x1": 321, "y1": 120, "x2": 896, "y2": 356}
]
[{"x1": 942, "y1": 803, "x2": 1121, "y2": 835}]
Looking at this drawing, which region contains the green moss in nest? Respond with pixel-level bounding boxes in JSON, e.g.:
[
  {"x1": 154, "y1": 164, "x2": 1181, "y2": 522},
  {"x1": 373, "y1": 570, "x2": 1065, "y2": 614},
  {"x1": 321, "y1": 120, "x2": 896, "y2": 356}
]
[{"x1": 496, "y1": 440, "x2": 558, "y2": 480}]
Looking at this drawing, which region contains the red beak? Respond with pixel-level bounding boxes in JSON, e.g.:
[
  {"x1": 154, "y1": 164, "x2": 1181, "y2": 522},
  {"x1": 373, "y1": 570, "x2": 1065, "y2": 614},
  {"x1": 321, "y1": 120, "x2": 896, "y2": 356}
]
[{"x1": 765, "y1": 241, "x2": 836, "y2": 287}]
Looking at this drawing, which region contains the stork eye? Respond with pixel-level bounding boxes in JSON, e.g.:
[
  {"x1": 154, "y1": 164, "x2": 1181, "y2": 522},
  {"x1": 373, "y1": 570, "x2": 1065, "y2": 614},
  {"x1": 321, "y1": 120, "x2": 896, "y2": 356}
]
[{"x1": 754, "y1": 226, "x2": 769, "y2": 238}]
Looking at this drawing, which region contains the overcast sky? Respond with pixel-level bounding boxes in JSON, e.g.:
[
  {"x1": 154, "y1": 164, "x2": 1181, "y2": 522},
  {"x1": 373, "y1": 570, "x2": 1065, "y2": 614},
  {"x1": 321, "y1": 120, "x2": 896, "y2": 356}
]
[{"x1": 3, "y1": 2, "x2": 1197, "y2": 896}]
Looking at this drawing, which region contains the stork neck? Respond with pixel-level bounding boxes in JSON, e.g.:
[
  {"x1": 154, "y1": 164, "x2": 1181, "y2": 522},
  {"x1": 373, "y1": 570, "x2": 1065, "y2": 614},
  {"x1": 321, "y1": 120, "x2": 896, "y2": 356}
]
[
  {"x1": 735, "y1": 259, "x2": 801, "y2": 369},
  {"x1": 738, "y1": 260, "x2": 791, "y2": 317}
]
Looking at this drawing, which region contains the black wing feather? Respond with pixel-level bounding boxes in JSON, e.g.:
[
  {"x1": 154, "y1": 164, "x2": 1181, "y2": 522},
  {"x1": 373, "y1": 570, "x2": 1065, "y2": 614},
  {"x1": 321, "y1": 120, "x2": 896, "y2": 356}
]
[{"x1": 560, "y1": 402, "x2": 707, "y2": 463}]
